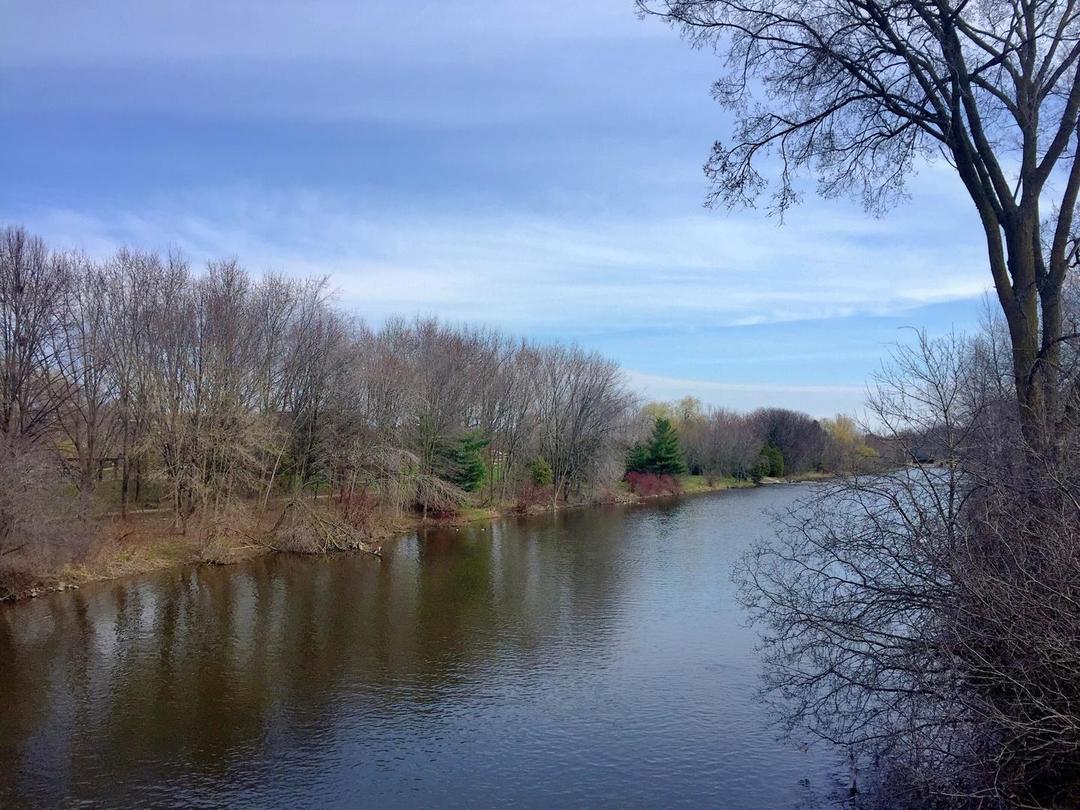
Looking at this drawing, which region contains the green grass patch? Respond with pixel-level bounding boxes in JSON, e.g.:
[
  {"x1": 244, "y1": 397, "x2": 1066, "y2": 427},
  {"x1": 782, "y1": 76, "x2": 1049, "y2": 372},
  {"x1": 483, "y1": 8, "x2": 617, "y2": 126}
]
[{"x1": 678, "y1": 474, "x2": 755, "y2": 493}]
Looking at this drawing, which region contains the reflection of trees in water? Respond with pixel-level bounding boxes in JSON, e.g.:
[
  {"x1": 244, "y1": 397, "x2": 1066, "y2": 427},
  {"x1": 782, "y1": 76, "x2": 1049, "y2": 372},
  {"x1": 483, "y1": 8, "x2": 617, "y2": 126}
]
[
  {"x1": 414, "y1": 506, "x2": 640, "y2": 682},
  {"x1": 0, "y1": 505, "x2": 640, "y2": 804}
]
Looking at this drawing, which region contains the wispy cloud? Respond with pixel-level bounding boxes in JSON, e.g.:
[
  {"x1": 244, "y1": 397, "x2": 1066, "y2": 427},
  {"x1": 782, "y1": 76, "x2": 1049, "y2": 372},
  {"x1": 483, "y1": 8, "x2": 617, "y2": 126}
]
[
  {"x1": 15, "y1": 181, "x2": 989, "y2": 333},
  {"x1": 2, "y1": 0, "x2": 993, "y2": 418},
  {"x1": 624, "y1": 370, "x2": 868, "y2": 418}
]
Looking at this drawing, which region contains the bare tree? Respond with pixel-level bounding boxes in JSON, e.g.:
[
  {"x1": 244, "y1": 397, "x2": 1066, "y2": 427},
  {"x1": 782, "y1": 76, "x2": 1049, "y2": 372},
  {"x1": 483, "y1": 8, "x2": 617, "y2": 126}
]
[
  {"x1": 101, "y1": 248, "x2": 161, "y2": 516},
  {"x1": 138, "y1": 250, "x2": 200, "y2": 528},
  {"x1": 738, "y1": 327, "x2": 1080, "y2": 805},
  {"x1": 751, "y1": 407, "x2": 828, "y2": 473},
  {"x1": 640, "y1": 0, "x2": 1080, "y2": 444},
  {"x1": 0, "y1": 433, "x2": 88, "y2": 598},
  {"x1": 0, "y1": 226, "x2": 71, "y2": 442},
  {"x1": 484, "y1": 338, "x2": 541, "y2": 502},
  {"x1": 695, "y1": 406, "x2": 765, "y2": 478},
  {"x1": 533, "y1": 345, "x2": 634, "y2": 507},
  {"x1": 55, "y1": 252, "x2": 117, "y2": 495},
  {"x1": 282, "y1": 292, "x2": 351, "y2": 492}
]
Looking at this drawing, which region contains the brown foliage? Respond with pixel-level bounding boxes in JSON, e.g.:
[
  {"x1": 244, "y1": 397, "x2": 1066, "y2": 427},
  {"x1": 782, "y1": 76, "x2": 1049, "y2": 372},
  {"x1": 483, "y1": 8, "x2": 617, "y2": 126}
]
[
  {"x1": 513, "y1": 481, "x2": 552, "y2": 513},
  {"x1": 624, "y1": 471, "x2": 683, "y2": 497},
  {"x1": 0, "y1": 435, "x2": 89, "y2": 599},
  {"x1": 268, "y1": 497, "x2": 383, "y2": 556}
]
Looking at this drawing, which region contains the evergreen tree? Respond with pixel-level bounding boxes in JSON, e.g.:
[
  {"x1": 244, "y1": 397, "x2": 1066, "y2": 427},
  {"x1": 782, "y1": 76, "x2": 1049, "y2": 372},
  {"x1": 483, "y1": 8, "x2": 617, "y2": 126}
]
[
  {"x1": 645, "y1": 417, "x2": 687, "y2": 475},
  {"x1": 436, "y1": 431, "x2": 489, "y2": 492},
  {"x1": 626, "y1": 442, "x2": 650, "y2": 473},
  {"x1": 758, "y1": 443, "x2": 785, "y2": 478}
]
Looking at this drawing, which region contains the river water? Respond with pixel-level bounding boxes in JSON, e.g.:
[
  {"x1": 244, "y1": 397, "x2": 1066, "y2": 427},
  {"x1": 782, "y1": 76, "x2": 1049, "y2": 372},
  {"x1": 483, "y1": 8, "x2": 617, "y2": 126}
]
[{"x1": 0, "y1": 485, "x2": 843, "y2": 808}]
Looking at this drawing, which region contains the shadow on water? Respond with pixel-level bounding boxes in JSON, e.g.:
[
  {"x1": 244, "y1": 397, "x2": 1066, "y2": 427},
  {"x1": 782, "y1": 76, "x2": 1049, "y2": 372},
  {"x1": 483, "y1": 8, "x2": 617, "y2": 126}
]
[{"x1": 0, "y1": 486, "x2": 845, "y2": 808}]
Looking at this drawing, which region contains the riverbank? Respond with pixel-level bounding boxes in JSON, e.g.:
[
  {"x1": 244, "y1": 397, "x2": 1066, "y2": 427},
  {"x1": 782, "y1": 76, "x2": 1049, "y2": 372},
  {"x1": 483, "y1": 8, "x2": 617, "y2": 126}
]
[
  {"x1": 2, "y1": 473, "x2": 812, "y2": 603},
  {"x1": 0, "y1": 479, "x2": 835, "y2": 808}
]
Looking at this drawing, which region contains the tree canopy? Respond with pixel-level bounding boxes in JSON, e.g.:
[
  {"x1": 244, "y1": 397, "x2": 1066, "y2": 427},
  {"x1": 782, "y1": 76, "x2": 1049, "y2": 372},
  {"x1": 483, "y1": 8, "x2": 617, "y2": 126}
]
[{"x1": 640, "y1": 0, "x2": 1080, "y2": 443}]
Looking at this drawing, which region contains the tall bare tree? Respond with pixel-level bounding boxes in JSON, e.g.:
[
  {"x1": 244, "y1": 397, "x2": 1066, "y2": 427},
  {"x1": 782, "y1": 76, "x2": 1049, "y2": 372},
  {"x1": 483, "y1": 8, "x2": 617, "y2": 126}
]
[
  {"x1": 640, "y1": 0, "x2": 1080, "y2": 445},
  {"x1": 0, "y1": 227, "x2": 71, "y2": 442},
  {"x1": 102, "y1": 248, "x2": 160, "y2": 516},
  {"x1": 55, "y1": 252, "x2": 117, "y2": 495},
  {"x1": 533, "y1": 345, "x2": 633, "y2": 506}
]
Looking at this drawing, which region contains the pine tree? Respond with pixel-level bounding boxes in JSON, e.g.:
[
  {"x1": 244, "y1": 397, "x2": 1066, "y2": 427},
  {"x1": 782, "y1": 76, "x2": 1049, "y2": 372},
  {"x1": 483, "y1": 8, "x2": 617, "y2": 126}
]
[
  {"x1": 645, "y1": 417, "x2": 687, "y2": 475},
  {"x1": 437, "y1": 431, "x2": 489, "y2": 492},
  {"x1": 626, "y1": 442, "x2": 650, "y2": 473}
]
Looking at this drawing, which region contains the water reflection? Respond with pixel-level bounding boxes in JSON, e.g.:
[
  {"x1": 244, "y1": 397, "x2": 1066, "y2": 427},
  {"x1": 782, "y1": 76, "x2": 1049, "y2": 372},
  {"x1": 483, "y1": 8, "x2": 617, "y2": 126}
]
[{"x1": 1, "y1": 487, "x2": 841, "y2": 808}]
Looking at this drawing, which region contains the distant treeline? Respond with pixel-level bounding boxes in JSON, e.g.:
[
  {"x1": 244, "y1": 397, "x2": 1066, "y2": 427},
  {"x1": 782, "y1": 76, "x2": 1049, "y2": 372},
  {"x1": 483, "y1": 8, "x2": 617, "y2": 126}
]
[
  {"x1": 0, "y1": 224, "x2": 882, "y2": 591},
  {"x1": 633, "y1": 399, "x2": 883, "y2": 481}
]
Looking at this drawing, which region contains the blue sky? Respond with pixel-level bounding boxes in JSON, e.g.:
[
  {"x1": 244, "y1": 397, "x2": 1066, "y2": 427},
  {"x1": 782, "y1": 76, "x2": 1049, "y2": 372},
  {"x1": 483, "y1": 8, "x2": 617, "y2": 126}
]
[{"x1": 1, "y1": 0, "x2": 992, "y2": 416}]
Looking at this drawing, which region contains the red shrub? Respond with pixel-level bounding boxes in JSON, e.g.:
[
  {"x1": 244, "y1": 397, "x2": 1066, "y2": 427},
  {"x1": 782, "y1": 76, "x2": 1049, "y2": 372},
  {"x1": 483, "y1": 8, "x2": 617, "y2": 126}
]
[
  {"x1": 425, "y1": 507, "x2": 459, "y2": 520},
  {"x1": 625, "y1": 471, "x2": 682, "y2": 497},
  {"x1": 514, "y1": 482, "x2": 553, "y2": 513},
  {"x1": 335, "y1": 487, "x2": 381, "y2": 533}
]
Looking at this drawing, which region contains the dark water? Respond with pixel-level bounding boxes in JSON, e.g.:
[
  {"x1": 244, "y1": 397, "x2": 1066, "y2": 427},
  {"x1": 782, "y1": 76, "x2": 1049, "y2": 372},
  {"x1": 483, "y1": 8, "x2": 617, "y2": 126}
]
[{"x1": 0, "y1": 485, "x2": 842, "y2": 808}]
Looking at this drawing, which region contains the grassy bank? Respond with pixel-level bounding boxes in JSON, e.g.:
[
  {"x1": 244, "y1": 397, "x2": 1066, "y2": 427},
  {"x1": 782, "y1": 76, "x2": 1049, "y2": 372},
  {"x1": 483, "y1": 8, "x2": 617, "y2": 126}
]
[
  {"x1": 677, "y1": 474, "x2": 759, "y2": 494},
  {"x1": 5, "y1": 473, "x2": 813, "y2": 603}
]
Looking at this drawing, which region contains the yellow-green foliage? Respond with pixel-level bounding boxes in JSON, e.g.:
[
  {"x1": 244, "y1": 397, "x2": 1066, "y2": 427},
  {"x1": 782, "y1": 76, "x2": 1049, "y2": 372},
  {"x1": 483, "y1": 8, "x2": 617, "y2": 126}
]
[{"x1": 821, "y1": 414, "x2": 878, "y2": 471}]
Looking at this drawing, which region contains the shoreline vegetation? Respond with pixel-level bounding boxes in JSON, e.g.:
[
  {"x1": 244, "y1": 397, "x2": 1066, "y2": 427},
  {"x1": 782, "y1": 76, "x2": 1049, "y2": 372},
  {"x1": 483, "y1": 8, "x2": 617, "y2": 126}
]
[
  {"x1": 0, "y1": 224, "x2": 888, "y2": 604},
  {"x1": 7, "y1": 472, "x2": 830, "y2": 603}
]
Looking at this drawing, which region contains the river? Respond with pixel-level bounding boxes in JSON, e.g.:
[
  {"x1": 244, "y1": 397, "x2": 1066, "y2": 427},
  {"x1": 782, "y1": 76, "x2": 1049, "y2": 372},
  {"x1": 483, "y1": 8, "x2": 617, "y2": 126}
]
[{"x1": 0, "y1": 484, "x2": 843, "y2": 808}]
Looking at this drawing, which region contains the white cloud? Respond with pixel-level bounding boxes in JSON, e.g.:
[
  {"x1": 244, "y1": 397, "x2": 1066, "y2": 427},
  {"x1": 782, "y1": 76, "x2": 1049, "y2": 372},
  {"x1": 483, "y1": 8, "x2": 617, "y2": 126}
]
[
  {"x1": 12, "y1": 179, "x2": 989, "y2": 334},
  {"x1": 624, "y1": 370, "x2": 869, "y2": 417},
  {"x1": 1, "y1": 0, "x2": 1001, "y2": 412}
]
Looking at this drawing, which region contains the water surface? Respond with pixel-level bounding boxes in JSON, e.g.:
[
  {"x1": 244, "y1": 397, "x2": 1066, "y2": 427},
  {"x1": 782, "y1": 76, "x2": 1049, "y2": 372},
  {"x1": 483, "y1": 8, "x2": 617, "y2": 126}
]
[{"x1": 0, "y1": 485, "x2": 841, "y2": 807}]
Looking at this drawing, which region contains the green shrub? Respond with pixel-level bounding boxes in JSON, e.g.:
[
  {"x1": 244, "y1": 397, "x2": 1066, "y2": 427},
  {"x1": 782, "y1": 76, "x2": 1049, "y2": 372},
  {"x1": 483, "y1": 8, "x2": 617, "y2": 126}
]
[
  {"x1": 758, "y1": 443, "x2": 785, "y2": 478},
  {"x1": 529, "y1": 457, "x2": 554, "y2": 487}
]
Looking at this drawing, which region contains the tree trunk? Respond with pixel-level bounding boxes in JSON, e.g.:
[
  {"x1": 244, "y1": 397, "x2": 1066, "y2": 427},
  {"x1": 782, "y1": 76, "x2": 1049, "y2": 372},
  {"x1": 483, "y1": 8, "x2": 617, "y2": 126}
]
[{"x1": 996, "y1": 216, "x2": 1056, "y2": 449}]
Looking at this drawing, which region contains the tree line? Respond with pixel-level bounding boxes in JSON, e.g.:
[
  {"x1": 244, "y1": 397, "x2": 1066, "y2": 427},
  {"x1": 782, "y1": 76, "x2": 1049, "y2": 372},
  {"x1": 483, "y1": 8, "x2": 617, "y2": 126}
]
[
  {"x1": 630, "y1": 398, "x2": 883, "y2": 482},
  {"x1": 0, "y1": 222, "x2": 880, "y2": 596},
  {"x1": 0, "y1": 225, "x2": 637, "y2": 579}
]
